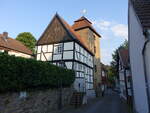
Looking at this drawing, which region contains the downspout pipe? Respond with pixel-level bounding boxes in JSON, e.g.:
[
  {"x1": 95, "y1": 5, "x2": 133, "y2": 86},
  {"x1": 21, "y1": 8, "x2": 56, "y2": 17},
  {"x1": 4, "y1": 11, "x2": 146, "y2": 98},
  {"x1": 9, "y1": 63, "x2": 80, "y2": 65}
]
[{"x1": 142, "y1": 29, "x2": 150, "y2": 113}]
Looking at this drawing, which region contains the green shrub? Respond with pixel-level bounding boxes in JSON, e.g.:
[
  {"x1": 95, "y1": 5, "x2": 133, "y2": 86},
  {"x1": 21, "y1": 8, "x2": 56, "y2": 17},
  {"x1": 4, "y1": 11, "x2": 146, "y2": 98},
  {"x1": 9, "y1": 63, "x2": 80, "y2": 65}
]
[{"x1": 0, "y1": 53, "x2": 75, "y2": 92}]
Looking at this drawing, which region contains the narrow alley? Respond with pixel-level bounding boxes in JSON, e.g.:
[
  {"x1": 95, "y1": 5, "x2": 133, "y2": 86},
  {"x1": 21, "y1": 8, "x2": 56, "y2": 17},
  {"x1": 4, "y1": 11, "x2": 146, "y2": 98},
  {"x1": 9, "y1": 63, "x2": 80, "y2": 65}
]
[{"x1": 60, "y1": 90, "x2": 130, "y2": 113}]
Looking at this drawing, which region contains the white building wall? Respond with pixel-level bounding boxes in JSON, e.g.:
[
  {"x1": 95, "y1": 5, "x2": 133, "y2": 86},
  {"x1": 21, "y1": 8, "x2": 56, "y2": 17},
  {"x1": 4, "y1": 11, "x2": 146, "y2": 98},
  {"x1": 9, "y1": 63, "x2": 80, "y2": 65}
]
[
  {"x1": 119, "y1": 69, "x2": 126, "y2": 100},
  {"x1": 64, "y1": 42, "x2": 73, "y2": 50},
  {"x1": 74, "y1": 42, "x2": 94, "y2": 91},
  {"x1": 63, "y1": 51, "x2": 73, "y2": 59},
  {"x1": 144, "y1": 41, "x2": 150, "y2": 99},
  {"x1": 8, "y1": 51, "x2": 32, "y2": 58},
  {"x1": 129, "y1": 2, "x2": 149, "y2": 113}
]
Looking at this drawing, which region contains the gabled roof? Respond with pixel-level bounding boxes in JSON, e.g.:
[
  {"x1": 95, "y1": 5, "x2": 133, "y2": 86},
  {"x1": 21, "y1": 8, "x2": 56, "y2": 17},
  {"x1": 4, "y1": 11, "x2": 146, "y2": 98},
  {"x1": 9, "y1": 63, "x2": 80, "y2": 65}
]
[
  {"x1": 0, "y1": 34, "x2": 33, "y2": 55},
  {"x1": 133, "y1": 0, "x2": 150, "y2": 29},
  {"x1": 72, "y1": 16, "x2": 101, "y2": 37},
  {"x1": 118, "y1": 48, "x2": 129, "y2": 68},
  {"x1": 37, "y1": 14, "x2": 94, "y2": 55}
]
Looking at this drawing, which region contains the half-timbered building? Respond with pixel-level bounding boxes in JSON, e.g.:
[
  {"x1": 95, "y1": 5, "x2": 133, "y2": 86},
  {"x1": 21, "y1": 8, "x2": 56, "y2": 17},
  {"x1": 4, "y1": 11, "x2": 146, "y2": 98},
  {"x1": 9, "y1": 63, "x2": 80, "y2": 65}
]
[
  {"x1": 118, "y1": 48, "x2": 132, "y2": 104},
  {"x1": 36, "y1": 14, "x2": 101, "y2": 93}
]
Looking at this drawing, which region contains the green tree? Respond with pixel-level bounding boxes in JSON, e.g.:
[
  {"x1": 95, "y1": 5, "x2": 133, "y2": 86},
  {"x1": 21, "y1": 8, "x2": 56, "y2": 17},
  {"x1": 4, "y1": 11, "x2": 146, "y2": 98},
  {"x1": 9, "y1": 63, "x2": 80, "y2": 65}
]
[
  {"x1": 107, "y1": 40, "x2": 128, "y2": 85},
  {"x1": 16, "y1": 32, "x2": 36, "y2": 53}
]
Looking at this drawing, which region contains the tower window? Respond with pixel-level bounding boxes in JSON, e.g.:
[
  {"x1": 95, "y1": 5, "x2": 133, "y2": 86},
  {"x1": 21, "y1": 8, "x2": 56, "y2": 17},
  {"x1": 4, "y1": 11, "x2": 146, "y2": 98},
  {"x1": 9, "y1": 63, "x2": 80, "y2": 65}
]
[{"x1": 94, "y1": 46, "x2": 96, "y2": 53}]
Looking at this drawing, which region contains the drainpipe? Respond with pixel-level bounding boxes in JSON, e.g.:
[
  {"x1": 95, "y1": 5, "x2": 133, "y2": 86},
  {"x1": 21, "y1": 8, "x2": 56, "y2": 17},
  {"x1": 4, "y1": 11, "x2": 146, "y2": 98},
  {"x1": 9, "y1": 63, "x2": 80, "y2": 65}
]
[{"x1": 142, "y1": 29, "x2": 150, "y2": 113}]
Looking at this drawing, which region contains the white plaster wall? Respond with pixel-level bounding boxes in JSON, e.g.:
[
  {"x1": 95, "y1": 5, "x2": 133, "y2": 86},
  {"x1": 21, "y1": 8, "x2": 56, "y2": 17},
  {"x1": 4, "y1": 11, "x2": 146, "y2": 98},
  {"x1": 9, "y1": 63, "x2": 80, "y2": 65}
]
[
  {"x1": 8, "y1": 51, "x2": 32, "y2": 58},
  {"x1": 144, "y1": 42, "x2": 150, "y2": 98},
  {"x1": 41, "y1": 53, "x2": 46, "y2": 61},
  {"x1": 129, "y1": 2, "x2": 149, "y2": 113},
  {"x1": 47, "y1": 45, "x2": 53, "y2": 52},
  {"x1": 37, "y1": 46, "x2": 41, "y2": 53},
  {"x1": 53, "y1": 54, "x2": 62, "y2": 60},
  {"x1": 119, "y1": 70, "x2": 124, "y2": 81},
  {"x1": 65, "y1": 62, "x2": 72, "y2": 69},
  {"x1": 64, "y1": 42, "x2": 73, "y2": 50},
  {"x1": 74, "y1": 78, "x2": 86, "y2": 92},
  {"x1": 42, "y1": 45, "x2": 47, "y2": 52},
  {"x1": 0, "y1": 50, "x2": 4, "y2": 52},
  {"x1": 45, "y1": 53, "x2": 52, "y2": 61},
  {"x1": 37, "y1": 54, "x2": 40, "y2": 60},
  {"x1": 119, "y1": 70, "x2": 125, "y2": 99},
  {"x1": 75, "y1": 42, "x2": 93, "y2": 68},
  {"x1": 63, "y1": 51, "x2": 73, "y2": 59}
]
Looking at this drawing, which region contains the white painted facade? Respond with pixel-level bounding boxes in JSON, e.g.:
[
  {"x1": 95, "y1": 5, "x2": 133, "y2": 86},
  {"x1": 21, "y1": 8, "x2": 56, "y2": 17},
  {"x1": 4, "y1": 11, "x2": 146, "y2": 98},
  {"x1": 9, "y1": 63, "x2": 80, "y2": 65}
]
[
  {"x1": 129, "y1": 1, "x2": 149, "y2": 113},
  {"x1": 0, "y1": 50, "x2": 32, "y2": 58},
  {"x1": 144, "y1": 41, "x2": 150, "y2": 100},
  {"x1": 119, "y1": 67, "x2": 131, "y2": 100},
  {"x1": 36, "y1": 41, "x2": 94, "y2": 92},
  {"x1": 8, "y1": 51, "x2": 32, "y2": 58}
]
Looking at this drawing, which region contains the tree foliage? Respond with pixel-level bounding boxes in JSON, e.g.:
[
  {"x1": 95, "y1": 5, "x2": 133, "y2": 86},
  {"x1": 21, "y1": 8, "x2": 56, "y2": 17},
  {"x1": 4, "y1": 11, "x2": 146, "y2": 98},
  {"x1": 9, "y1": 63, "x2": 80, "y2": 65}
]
[
  {"x1": 107, "y1": 40, "x2": 128, "y2": 85},
  {"x1": 16, "y1": 32, "x2": 36, "y2": 53}
]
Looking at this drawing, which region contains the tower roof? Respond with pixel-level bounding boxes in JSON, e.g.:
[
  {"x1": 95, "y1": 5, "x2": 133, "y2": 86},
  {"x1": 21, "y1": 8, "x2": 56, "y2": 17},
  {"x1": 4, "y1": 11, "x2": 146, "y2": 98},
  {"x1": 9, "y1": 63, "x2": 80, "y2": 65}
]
[
  {"x1": 74, "y1": 16, "x2": 92, "y2": 24},
  {"x1": 72, "y1": 16, "x2": 101, "y2": 37}
]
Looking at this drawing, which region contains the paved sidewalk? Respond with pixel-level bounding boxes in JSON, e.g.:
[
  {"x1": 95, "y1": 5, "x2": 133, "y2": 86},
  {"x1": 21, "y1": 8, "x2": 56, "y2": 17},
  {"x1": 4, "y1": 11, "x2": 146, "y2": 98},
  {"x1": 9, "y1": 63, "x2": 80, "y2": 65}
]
[{"x1": 54, "y1": 89, "x2": 130, "y2": 113}]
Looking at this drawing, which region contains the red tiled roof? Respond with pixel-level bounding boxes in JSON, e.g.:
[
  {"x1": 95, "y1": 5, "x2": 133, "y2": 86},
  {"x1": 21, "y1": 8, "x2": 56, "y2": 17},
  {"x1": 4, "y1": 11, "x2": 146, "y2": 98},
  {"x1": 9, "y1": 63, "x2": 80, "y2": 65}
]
[
  {"x1": 118, "y1": 48, "x2": 129, "y2": 68},
  {"x1": 72, "y1": 16, "x2": 101, "y2": 37},
  {"x1": 0, "y1": 34, "x2": 33, "y2": 55},
  {"x1": 133, "y1": 0, "x2": 150, "y2": 29}
]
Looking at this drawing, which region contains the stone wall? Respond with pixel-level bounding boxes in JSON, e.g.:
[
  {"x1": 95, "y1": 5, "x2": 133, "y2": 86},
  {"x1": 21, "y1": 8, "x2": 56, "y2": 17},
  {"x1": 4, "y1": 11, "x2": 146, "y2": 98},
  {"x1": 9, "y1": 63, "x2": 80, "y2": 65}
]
[{"x1": 0, "y1": 87, "x2": 73, "y2": 113}]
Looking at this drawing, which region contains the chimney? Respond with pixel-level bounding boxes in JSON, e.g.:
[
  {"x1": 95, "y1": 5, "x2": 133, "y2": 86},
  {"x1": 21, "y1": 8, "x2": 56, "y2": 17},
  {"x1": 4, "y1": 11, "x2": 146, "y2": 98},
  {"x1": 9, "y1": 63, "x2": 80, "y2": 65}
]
[
  {"x1": 3, "y1": 32, "x2": 8, "y2": 39},
  {"x1": 2, "y1": 32, "x2": 8, "y2": 42}
]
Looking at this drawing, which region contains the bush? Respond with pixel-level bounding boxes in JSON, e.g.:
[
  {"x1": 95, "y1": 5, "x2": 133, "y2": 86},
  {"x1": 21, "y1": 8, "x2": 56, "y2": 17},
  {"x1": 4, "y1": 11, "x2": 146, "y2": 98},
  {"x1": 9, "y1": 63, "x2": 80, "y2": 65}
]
[{"x1": 0, "y1": 53, "x2": 75, "y2": 92}]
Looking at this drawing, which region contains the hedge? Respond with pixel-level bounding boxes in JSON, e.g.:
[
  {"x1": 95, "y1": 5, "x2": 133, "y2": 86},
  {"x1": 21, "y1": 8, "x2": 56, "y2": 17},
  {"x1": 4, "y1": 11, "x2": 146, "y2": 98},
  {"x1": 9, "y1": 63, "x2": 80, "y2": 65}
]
[{"x1": 0, "y1": 53, "x2": 75, "y2": 92}]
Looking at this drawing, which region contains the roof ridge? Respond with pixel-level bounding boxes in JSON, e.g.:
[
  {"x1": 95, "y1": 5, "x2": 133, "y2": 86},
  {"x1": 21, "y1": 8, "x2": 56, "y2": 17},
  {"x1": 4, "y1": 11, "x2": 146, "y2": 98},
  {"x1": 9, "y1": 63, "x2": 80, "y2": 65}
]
[{"x1": 74, "y1": 16, "x2": 92, "y2": 24}]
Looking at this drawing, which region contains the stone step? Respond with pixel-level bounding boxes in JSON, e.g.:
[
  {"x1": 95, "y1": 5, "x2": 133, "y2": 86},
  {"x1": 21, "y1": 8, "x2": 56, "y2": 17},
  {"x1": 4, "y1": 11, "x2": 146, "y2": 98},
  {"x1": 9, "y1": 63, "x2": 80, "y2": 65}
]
[{"x1": 70, "y1": 92, "x2": 85, "y2": 107}]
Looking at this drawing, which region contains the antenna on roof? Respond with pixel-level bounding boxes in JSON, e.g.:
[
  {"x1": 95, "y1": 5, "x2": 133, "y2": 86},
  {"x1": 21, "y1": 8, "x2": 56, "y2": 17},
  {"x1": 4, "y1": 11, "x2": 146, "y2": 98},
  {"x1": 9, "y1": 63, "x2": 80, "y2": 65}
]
[{"x1": 81, "y1": 9, "x2": 87, "y2": 16}]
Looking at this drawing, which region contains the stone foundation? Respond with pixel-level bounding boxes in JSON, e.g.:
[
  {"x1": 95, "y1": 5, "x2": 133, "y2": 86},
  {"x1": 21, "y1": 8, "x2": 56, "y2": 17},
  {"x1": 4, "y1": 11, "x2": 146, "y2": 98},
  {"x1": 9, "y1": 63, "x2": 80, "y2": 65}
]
[{"x1": 0, "y1": 88, "x2": 73, "y2": 113}]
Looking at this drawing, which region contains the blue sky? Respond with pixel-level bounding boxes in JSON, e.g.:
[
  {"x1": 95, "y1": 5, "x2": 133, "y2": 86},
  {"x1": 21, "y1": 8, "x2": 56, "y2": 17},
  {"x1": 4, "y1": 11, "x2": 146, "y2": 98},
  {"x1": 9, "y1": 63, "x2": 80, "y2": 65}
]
[{"x1": 0, "y1": 0, "x2": 128, "y2": 65}]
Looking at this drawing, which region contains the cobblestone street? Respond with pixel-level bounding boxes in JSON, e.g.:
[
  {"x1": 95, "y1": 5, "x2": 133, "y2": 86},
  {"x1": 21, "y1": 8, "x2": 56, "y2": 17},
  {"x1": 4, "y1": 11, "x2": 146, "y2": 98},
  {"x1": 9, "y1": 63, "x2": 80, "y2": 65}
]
[{"x1": 58, "y1": 90, "x2": 130, "y2": 113}]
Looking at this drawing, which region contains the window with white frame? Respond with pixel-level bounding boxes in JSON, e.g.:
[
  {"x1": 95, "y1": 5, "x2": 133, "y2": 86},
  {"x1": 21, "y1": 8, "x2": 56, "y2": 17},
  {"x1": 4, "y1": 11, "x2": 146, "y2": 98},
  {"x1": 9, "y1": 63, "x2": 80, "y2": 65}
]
[{"x1": 54, "y1": 44, "x2": 63, "y2": 54}]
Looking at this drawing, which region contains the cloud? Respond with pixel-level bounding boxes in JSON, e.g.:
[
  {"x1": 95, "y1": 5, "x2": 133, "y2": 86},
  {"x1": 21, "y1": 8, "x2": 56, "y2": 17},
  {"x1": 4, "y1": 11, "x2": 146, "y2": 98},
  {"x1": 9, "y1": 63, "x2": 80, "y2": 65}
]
[
  {"x1": 93, "y1": 19, "x2": 128, "y2": 39},
  {"x1": 93, "y1": 19, "x2": 128, "y2": 65},
  {"x1": 101, "y1": 48, "x2": 114, "y2": 65},
  {"x1": 111, "y1": 24, "x2": 128, "y2": 39},
  {"x1": 92, "y1": 20, "x2": 111, "y2": 30}
]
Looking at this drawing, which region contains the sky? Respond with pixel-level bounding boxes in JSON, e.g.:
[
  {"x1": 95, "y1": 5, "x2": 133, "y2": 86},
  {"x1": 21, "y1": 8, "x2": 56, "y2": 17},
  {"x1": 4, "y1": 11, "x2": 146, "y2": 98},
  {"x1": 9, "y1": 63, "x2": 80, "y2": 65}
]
[{"x1": 0, "y1": 0, "x2": 128, "y2": 65}]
